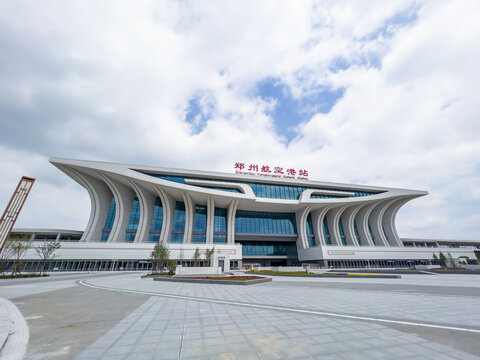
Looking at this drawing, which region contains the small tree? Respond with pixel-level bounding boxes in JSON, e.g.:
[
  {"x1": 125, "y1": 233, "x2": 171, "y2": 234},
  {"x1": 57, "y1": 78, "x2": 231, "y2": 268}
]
[
  {"x1": 7, "y1": 239, "x2": 32, "y2": 276},
  {"x1": 204, "y1": 247, "x2": 215, "y2": 267},
  {"x1": 432, "y1": 253, "x2": 439, "y2": 265},
  {"x1": 150, "y1": 241, "x2": 170, "y2": 273},
  {"x1": 447, "y1": 252, "x2": 455, "y2": 267},
  {"x1": 0, "y1": 242, "x2": 14, "y2": 275},
  {"x1": 167, "y1": 259, "x2": 177, "y2": 275},
  {"x1": 35, "y1": 241, "x2": 61, "y2": 275},
  {"x1": 439, "y1": 252, "x2": 447, "y2": 267},
  {"x1": 193, "y1": 247, "x2": 201, "y2": 267}
]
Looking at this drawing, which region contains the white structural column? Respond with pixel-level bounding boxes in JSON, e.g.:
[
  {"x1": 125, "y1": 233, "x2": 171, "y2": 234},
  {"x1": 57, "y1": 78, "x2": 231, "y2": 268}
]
[
  {"x1": 296, "y1": 205, "x2": 313, "y2": 248},
  {"x1": 339, "y1": 204, "x2": 362, "y2": 246},
  {"x1": 154, "y1": 186, "x2": 175, "y2": 243},
  {"x1": 182, "y1": 192, "x2": 194, "y2": 244},
  {"x1": 326, "y1": 205, "x2": 348, "y2": 246},
  {"x1": 312, "y1": 206, "x2": 332, "y2": 245},
  {"x1": 62, "y1": 167, "x2": 112, "y2": 242},
  {"x1": 128, "y1": 180, "x2": 155, "y2": 243},
  {"x1": 205, "y1": 196, "x2": 214, "y2": 244},
  {"x1": 369, "y1": 199, "x2": 396, "y2": 247},
  {"x1": 100, "y1": 174, "x2": 135, "y2": 243},
  {"x1": 382, "y1": 197, "x2": 413, "y2": 247},
  {"x1": 227, "y1": 199, "x2": 239, "y2": 244},
  {"x1": 355, "y1": 202, "x2": 377, "y2": 246}
]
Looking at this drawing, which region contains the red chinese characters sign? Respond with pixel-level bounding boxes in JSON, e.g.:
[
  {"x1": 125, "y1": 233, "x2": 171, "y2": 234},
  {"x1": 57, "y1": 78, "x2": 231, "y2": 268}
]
[{"x1": 234, "y1": 162, "x2": 309, "y2": 180}]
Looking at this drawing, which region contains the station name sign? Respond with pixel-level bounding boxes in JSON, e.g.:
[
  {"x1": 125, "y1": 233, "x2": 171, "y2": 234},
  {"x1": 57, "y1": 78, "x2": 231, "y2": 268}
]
[{"x1": 234, "y1": 162, "x2": 309, "y2": 180}]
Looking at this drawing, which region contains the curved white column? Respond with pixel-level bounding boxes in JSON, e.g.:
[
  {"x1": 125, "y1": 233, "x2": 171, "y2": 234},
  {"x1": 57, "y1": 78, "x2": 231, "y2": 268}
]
[
  {"x1": 355, "y1": 202, "x2": 377, "y2": 246},
  {"x1": 205, "y1": 196, "x2": 215, "y2": 244},
  {"x1": 312, "y1": 205, "x2": 333, "y2": 245},
  {"x1": 99, "y1": 174, "x2": 135, "y2": 243},
  {"x1": 296, "y1": 205, "x2": 314, "y2": 248},
  {"x1": 339, "y1": 204, "x2": 363, "y2": 246},
  {"x1": 182, "y1": 192, "x2": 194, "y2": 244},
  {"x1": 369, "y1": 199, "x2": 397, "y2": 247},
  {"x1": 227, "y1": 199, "x2": 239, "y2": 244},
  {"x1": 128, "y1": 180, "x2": 155, "y2": 243},
  {"x1": 326, "y1": 205, "x2": 349, "y2": 246},
  {"x1": 382, "y1": 197, "x2": 414, "y2": 247},
  {"x1": 62, "y1": 166, "x2": 112, "y2": 242},
  {"x1": 154, "y1": 186, "x2": 174, "y2": 243}
]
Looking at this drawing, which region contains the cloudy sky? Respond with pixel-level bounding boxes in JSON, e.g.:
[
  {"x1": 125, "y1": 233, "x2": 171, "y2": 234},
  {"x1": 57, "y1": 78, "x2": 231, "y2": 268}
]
[{"x1": 0, "y1": 0, "x2": 479, "y2": 240}]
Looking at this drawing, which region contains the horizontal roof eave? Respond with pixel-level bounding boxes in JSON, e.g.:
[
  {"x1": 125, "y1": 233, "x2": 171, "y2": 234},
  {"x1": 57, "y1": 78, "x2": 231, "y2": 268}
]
[{"x1": 49, "y1": 157, "x2": 427, "y2": 194}]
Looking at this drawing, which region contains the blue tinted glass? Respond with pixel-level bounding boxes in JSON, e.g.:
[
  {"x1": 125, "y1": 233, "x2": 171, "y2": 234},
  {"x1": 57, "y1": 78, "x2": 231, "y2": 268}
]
[
  {"x1": 213, "y1": 234, "x2": 227, "y2": 243},
  {"x1": 201, "y1": 186, "x2": 241, "y2": 193},
  {"x1": 104, "y1": 197, "x2": 116, "y2": 229},
  {"x1": 127, "y1": 196, "x2": 140, "y2": 230},
  {"x1": 323, "y1": 217, "x2": 331, "y2": 245},
  {"x1": 148, "y1": 233, "x2": 160, "y2": 242},
  {"x1": 172, "y1": 202, "x2": 186, "y2": 231},
  {"x1": 150, "y1": 197, "x2": 163, "y2": 231},
  {"x1": 125, "y1": 232, "x2": 136, "y2": 243},
  {"x1": 339, "y1": 219, "x2": 347, "y2": 245},
  {"x1": 101, "y1": 197, "x2": 116, "y2": 242},
  {"x1": 214, "y1": 208, "x2": 227, "y2": 233},
  {"x1": 125, "y1": 196, "x2": 140, "y2": 242},
  {"x1": 241, "y1": 242, "x2": 298, "y2": 257},
  {"x1": 192, "y1": 234, "x2": 206, "y2": 243},
  {"x1": 144, "y1": 172, "x2": 380, "y2": 199},
  {"x1": 171, "y1": 233, "x2": 184, "y2": 243},
  {"x1": 354, "y1": 220, "x2": 362, "y2": 246},
  {"x1": 101, "y1": 231, "x2": 110, "y2": 242},
  {"x1": 322, "y1": 217, "x2": 330, "y2": 236},
  {"x1": 235, "y1": 211, "x2": 297, "y2": 234},
  {"x1": 306, "y1": 214, "x2": 314, "y2": 235},
  {"x1": 193, "y1": 205, "x2": 207, "y2": 232}
]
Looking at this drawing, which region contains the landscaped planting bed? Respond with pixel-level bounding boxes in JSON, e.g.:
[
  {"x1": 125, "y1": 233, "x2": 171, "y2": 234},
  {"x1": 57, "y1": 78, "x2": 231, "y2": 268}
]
[
  {"x1": 152, "y1": 275, "x2": 272, "y2": 285},
  {"x1": 247, "y1": 270, "x2": 401, "y2": 279}
]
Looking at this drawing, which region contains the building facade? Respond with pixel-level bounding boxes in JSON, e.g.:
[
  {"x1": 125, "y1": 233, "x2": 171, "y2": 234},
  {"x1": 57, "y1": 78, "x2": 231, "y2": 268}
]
[{"x1": 10, "y1": 157, "x2": 468, "y2": 271}]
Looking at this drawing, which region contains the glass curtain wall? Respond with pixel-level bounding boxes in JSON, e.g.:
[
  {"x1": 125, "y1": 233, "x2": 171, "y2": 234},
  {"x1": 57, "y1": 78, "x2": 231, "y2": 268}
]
[
  {"x1": 213, "y1": 208, "x2": 227, "y2": 243},
  {"x1": 241, "y1": 242, "x2": 297, "y2": 257},
  {"x1": 149, "y1": 197, "x2": 163, "y2": 242},
  {"x1": 101, "y1": 197, "x2": 116, "y2": 241},
  {"x1": 171, "y1": 201, "x2": 186, "y2": 243},
  {"x1": 125, "y1": 196, "x2": 140, "y2": 242},
  {"x1": 145, "y1": 173, "x2": 379, "y2": 200},
  {"x1": 354, "y1": 220, "x2": 362, "y2": 245},
  {"x1": 235, "y1": 210, "x2": 297, "y2": 234},
  {"x1": 323, "y1": 217, "x2": 331, "y2": 245},
  {"x1": 306, "y1": 214, "x2": 315, "y2": 247},
  {"x1": 192, "y1": 205, "x2": 207, "y2": 243},
  {"x1": 339, "y1": 219, "x2": 347, "y2": 245}
]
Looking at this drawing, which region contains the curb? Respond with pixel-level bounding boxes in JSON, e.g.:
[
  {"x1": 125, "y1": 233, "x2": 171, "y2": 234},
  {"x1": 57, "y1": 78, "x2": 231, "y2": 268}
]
[
  {"x1": 152, "y1": 276, "x2": 272, "y2": 285},
  {"x1": 0, "y1": 298, "x2": 29, "y2": 360},
  {"x1": 248, "y1": 272, "x2": 401, "y2": 279}
]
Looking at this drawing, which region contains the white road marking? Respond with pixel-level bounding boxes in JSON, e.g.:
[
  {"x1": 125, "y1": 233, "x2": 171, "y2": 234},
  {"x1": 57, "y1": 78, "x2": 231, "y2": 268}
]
[{"x1": 78, "y1": 279, "x2": 480, "y2": 334}]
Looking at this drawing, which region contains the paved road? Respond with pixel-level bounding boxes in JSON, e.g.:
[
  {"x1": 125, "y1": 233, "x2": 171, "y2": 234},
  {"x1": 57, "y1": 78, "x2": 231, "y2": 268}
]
[{"x1": 1, "y1": 272, "x2": 479, "y2": 359}]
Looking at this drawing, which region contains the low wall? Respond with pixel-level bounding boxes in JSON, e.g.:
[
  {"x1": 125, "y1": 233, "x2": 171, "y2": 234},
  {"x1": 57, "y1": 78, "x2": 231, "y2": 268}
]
[{"x1": 175, "y1": 266, "x2": 222, "y2": 276}]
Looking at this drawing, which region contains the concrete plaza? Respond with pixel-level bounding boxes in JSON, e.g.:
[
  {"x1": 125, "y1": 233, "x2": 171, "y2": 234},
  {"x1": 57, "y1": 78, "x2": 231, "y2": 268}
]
[{"x1": 1, "y1": 272, "x2": 479, "y2": 359}]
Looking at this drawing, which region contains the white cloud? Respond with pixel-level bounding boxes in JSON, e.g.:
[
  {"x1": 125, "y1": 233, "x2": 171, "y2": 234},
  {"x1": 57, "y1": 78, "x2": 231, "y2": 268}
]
[{"x1": 0, "y1": 0, "x2": 479, "y2": 239}]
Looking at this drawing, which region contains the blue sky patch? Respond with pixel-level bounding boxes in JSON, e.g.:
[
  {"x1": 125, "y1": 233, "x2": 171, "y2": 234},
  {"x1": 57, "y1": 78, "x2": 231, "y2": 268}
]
[
  {"x1": 254, "y1": 77, "x2": 344, "y2": 142},
  {"x1": 185, "y1": 92, "x2": 215, "y2": 134}
]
